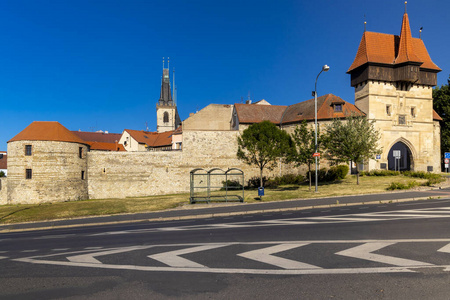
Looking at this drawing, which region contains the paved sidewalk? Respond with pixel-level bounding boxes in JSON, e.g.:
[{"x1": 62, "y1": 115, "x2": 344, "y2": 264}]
[{"x1": 1, "y1": 187, "x2": 449, "y2": 232}]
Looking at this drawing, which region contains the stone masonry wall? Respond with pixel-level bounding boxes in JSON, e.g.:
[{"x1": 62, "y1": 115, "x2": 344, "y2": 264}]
[
  {"x1": 0, "y1": 178, "x2": 6, "y2": 205},
  {"x1": 7, "y1": 141, "x2": 89, "y2": 204},
  {"x1": 87, "y1": 130, "x2": 300, "y2": 199}
]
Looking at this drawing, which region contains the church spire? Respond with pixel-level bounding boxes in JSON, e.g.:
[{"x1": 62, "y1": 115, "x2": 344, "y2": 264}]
[
  {"x1": 159, "y1": 57, "x2": 173, "y2": 106},
  {"x1": 394, "y1": 2, "x2": 421, "y2": 64}
]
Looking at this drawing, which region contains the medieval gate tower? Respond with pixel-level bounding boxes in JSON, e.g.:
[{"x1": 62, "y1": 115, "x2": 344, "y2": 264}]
[{"x1": 347, "y1": 4, "x2": 442, "y2": 172}]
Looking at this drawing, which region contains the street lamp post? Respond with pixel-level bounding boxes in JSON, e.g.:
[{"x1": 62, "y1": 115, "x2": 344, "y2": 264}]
[{"x1": 314, "y1": 64, "x2": 330, "y2": 192}]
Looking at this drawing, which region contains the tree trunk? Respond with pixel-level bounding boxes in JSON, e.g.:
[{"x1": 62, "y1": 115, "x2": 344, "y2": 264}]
[
  {"x1": 260, "y1": 168, "x2": 263, "y2": 188},
  {"x1": 308, "y1": 167, "x2": 312, "y2": 191},
  {"x1": 356, "y1": 171, "x2": 360, "y2": 185}
]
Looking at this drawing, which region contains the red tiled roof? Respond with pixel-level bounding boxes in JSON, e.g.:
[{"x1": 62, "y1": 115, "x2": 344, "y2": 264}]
[
  {"x1": 433, "y1": 110, "x2": 443, "y2": 121},
  {"x1": 234, "y1": 104, "x2": 287, "y2": 124},
  {"x1": 125, "y1": 129, "x2": 173, "y2": 148},
  {"x1": 0, "y1": 154, "x2": 6, "y2": 169},
  {"x1": 8, "y1": 121, "x2": 89, "y2": 145},
  {"x1": 282, "y1": 94, "x2": 365, "y2": 124},
  {"x1": 88, "y1": 141, "x2": 125, "y2": 151},
  {"x1": 348, "y1": 13, "x2": 440, "y2": 72},
  {"x1": 72, "y1": 131, "x2": 122, "y2": 144}
]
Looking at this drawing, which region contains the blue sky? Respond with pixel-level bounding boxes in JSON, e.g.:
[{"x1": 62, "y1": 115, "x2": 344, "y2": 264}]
[{"x1": 1, "y1": 0, "x2": 449, "y2": 150}]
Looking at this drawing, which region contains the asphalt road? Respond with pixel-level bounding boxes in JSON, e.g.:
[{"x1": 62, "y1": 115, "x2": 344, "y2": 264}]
[{"x1": 2, "y1": 197, "x2": 450, "y2": 299}]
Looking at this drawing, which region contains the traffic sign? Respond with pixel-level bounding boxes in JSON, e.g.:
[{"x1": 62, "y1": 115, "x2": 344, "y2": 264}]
[
  {"x1": 376, "y1": 155, "x2": 381, "y2": 160},
  {"x1": 445, "y1": 158, "x2": 450, "y2": 164},
  {"x1": 313, "y1": 153, "x2": 320, "y2": 157},
  {"x1": 393, "y1": 150, "x2": 401, "y2": 159},
  {"x1": 445, "y1": 152, "x2": 450, "y2": 159}
]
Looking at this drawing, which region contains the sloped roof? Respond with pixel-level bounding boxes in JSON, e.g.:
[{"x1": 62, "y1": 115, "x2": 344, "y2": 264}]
[
  {"x1": 0, "y1": 153, "x2": 6, "y2": 170},
  {"x1": 88, "y1": 141, "x2": 125, "y2": 151},
  {"x1": 433, "y1": 110, "x2": 443, "y2": 121},
  {"x1": 72, "y1": 131, "x2": 122, "y2": 144},
  {"x1": 8, "y1": 121, "x2": 88, "y2": 145},
  {"x1": 348, "y1": 13, "x2": 440, "y2": 72},
  {"x1": 281, "y1": 94, "x2": 365, "y2": 124},
  {"x1": 234, "y1": 103, "x2": 287, "y2": 124},
  {"x1": 125, "y1": 129, "x2": 173, "y2": 148}
]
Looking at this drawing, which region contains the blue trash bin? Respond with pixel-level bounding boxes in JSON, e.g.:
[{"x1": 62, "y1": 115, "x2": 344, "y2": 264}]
[{"x1": 258, "y1": 187, "x2": 264, "y2": 196}]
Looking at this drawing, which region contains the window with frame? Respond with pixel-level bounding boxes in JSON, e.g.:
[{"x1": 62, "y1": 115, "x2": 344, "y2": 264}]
[
  {"x1": 25, "y1": 145, "x2": 32, "y2": 156},
  {"x1": 334, "y1": 104, "x2": 342, "y2": 112},
  {"x1": 163, "y1": 112, "x2": 169, "y2": 123},
  {"x1": 26, "y1": 169, "x2": 32, "y2": 179}
]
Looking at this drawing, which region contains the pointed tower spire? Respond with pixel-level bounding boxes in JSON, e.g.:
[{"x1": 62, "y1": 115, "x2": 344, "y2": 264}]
[
  {"x1": 158, "y1": 57, "x2": 173, "y2": 106},
  {"x1": 394, "y1": 4, "x2": 421, "y2": 64}
]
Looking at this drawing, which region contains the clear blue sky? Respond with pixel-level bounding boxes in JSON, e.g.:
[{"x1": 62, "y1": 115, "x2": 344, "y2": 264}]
[{"x1": 1, "y1": 0, "x2": 449, "y2": 150}]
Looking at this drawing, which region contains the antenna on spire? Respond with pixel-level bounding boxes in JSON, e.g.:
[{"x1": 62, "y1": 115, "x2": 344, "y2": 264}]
[
  {"x1": 162, "y1": 57, "x2": 165, "y2": 69},
  {"x1": 419, "y1": 26, "x2": 423, "y2": 39},
  {"x1": 168, "y1": 57, "x2": 170, "y2": 70},
  {"x1": 404, "y1": 1, "x2": 407, "y2": 13}
]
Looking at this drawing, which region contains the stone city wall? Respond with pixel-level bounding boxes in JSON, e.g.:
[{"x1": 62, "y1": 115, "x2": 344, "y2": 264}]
[
  {"x1": 0, "y1": 178, "x2": 7, "y2": 205},
  {"x1": 87, "y1": 130, "x2": 300, "y2": 199}
]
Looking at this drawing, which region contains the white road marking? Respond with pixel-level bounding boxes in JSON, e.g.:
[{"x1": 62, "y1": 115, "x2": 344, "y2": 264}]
[
  {"x1": 67, "y1": 245, "x2": 154, "y2": 264},
  {"x1": 238, "y1": 243, "x2": 320, "y2": 269},
  {"x1": 52, "y1": 248, "x2": 70, "y2": 251},
  {"x1": 336, "y1": 242, "x2": 433, "y2": 267},
  {"x1": 0, "y1": 256, "x2": 7, "y2": 260},
  {"x1": 21, "y1": 250, "x2": 38, "y2": 253},
  {"x1": 34, "y1": 234, "x2": 75, "y2": 240},
  {"x1": 12, "y1": 239, "x2": 450, "y2": 275},
  {"x1": 149, "y1": 244, "x2": 229, "y2": 268}
]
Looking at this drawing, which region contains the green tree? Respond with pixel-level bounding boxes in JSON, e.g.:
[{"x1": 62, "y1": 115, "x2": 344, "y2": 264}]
[
  {"x1": 0, "y1": 171, "x2": 5, "y2": 177},
  {"x1": 433, "y1": 75, "x2": 450, "y2": 169},
  {"x1": 324, "y1": 116, "x2": 381, "y2": 185},
  {"x1": 289, "y1": 120, "x2": 323, "y2": 191},
  {"x1": 237, "y1": 121, "x2": 293, "y2": 188}
]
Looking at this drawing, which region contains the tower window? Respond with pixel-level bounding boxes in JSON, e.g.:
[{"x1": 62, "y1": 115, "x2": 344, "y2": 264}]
[
  {"x1": 386, "y1": 105, "x2": 392, "y2": 116},
  {"x1": 81, "y1": 171, "x2": 85, "y2": 180},
  {"x1": 163, "y1": 112, "x2": 169, "y2": 123},
  {"x1": 25, "y1": 145, "x2": 32, "y2": 156},
  {"x1": 411, "y1": 107, "x2": 416, "y2": 118},
  {"x1": 26, "y1": 169, "x2": 32, "y2": 179},
  {"x1": 79, "y1": 147, "x2": 83, "y2": 158}
]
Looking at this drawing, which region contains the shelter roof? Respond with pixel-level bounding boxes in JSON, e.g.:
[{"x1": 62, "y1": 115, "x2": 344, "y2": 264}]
[{"x1": 8, "y1": 121, "x2": 88, "y2": 145}]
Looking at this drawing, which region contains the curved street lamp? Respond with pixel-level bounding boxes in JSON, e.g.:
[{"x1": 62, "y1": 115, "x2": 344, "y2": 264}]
[{"x1": 314, "y1": 64, "x2": 330, "y2": 192}]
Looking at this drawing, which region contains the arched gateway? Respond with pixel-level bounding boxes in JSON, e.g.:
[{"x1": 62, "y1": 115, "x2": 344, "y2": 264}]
[{"x1": 387, "y1": 141, "x2": 414, "y2": 171}]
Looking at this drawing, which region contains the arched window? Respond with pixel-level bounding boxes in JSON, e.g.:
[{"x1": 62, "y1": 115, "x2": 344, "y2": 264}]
[{"x1": 163, "y1": 112, "x2": 169, "y2": 123}]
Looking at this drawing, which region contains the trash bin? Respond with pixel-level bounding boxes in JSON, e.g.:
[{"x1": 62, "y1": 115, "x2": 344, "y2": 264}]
[{"x1": 258, "y1": 187, "x2": 264, "y2": 196}]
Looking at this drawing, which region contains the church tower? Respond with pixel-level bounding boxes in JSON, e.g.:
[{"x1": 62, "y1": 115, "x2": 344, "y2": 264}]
[
  {"x1": 347, "y1": 3, "x2": 442, "y2": 172},
  {"x1": 156, "y1": 58, "x2": 181, "y2": 133}
]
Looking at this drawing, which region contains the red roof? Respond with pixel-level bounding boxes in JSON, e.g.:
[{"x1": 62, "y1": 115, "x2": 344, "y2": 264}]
[
  {"x1": 8, "y1": 121, "x2": 89, "y2": 145},
  {"x1": 125, "y1": 129, "x2": 173, "y2": 148},
  {"x1": 72, "y1": 131, "x2": 122, "y2": 144},
  {"x1": 433, "y1": 110, "x2": 443, "y2": 121},
  {"x1": 234, "y1": 94, "x2": 364, "y2": 125},
  {"x1": 234, "y1": 104, "x2": 287, "y2": 124},
  {"x1": 88, "y1": 141, "x2": 125, "y2": 151},
  {"x1": 0, "y1": 153, "x2": 6, "y2": 170},
  {"x1": 348, "y1": 13, "x2": 440, "y2": 72}
]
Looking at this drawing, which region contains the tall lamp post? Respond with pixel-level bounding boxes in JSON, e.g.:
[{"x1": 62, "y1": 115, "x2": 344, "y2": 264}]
[{"x1": 314, "y1": 64, "x2": 330, "y2": 192}]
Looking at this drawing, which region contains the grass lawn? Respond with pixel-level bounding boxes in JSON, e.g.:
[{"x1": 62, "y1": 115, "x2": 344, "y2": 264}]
[{"x1": 0, "y1": 174, "x2": 440, "y2": 225}]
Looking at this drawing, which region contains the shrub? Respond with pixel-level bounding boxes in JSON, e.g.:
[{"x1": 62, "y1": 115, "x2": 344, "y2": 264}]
[
  {"x1": 247, "y1": 176, "x2": 268, "y2": 188},
  {"x1": 387, "y1": 180, "x2": 418, "y2": 190},
  {"x1": 221, "y1": 180, "x2": 243, "y2": 189},
  {"x1": 327, "y1": 165, "x2": 349, "y2": 181},
  {"x1": 0, "y1": 171, "x2": 5, "y2": 177},
  {"x1": 366, "y1": 170, "x2": 400, "y2": 176}
]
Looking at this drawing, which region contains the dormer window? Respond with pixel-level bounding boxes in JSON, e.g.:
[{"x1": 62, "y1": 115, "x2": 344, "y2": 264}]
[{"x1": 334, "y1": 104, "x2": 343, "y2": 112}]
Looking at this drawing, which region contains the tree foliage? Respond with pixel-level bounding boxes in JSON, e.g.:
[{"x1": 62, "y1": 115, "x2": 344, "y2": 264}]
[
  {"x1": 433, "y1": 75, "x2": 450, "y2": 167},
  {"x1": 289, "y1": 120, "x2": 323, "y2": 191},
  {"x1": 237, "y1": 121, "x2": 293, "y2": 188},
  {"x1": 324, "y1": 116, "x2": 381, "y2": 184}
]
